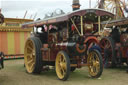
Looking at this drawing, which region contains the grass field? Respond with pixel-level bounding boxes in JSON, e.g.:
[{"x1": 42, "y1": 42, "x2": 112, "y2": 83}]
[{"x1": 0, "y1": 59, "x2": 128, "y2": 85}]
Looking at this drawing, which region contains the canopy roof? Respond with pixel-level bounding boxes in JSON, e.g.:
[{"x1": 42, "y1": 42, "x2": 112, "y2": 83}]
[
  {"x1": 102, "y1": 18, "x2": 128, "y2": 28},
  {"x1": 22, "y1": 8, "x2": 114, "y2": 28}
]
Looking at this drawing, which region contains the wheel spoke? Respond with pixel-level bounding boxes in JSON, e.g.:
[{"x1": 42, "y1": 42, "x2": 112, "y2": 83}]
[
  {"x1": 60, "y1": 55, "x2": 62, "y2": 62},
  {"x1": 32, "y1": 50, "x2": 35, "y2": 55},
  {"x1": 107, "y1": 43, "x2": 111, "y2": 48},
  {"x1": 25, "y1": 53, "x2": 30, "y2": 58},
  {"x1": 29, "y1": 63, "x2": 35, "y2": 71},
  {"x1": 95, "y1": 58, "x2": 100, "y2": 67},
  {"x1": 28, "y1": 54, "x2": 33, "y2": 59},
  {"x1": 62, "y1": 62, "x2": 66, "y2": 69},
  {"x1": 100, "y1": 45, "x2": 105, "y2": 49},
  {"x1": 106, "y1": 41, "x2": 109, "y2": 47},
  {"x1": 29, "y1": 42, "x2": 33, "y2": 48},
  {"x1": 96, "y1": 63, "x2": 100, "y2": 73},
  {"x1": 27, "y1": 46, "x2": 33, "y2": 51},
  {"x1": 90, "y1": 66, "x2": 94, "y2": 73},
  {"x1": 93, "y1": 67, "x2": 96, "y2": 73},
  {"x1": 106, "y1": 41, "x2": 111, "y2": 49},
  {"x1": 102, "y1": 40, "x2": 106, "y2": 45},
  {"x1": 62, "y1": 57, "x2": 65, "y2": 62},
  {"x1": 28, "y1": 59, "x2": 34, "y2": 65},
  {"x1": 61, "y1": 68, "x2": 66, "y2": 76},
  {"x1": 27, "y1": 48, "x2": 32, "y2": 54}
]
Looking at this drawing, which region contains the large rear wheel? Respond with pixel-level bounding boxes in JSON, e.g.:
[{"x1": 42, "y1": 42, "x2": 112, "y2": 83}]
[
  {"x1": 56, "y1": 51, "x2": 70, "y2": 81},
  {"x1": 100, "y1": 37, "x2": 116, "y2": 68},
  {"x1": 24, "y1": 37, "x2": 42, "y2": 74},
  {"x1": 87, "y1": 49, "x2": 103, "y2": 78}
]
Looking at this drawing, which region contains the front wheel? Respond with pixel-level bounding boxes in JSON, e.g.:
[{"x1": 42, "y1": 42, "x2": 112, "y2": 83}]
[
  {"x1": 55, "y1": 51, "x2": 70, "y2": 81},
  {"x1": 87, "y1": 49, "x2": 103, "y2": 78}
]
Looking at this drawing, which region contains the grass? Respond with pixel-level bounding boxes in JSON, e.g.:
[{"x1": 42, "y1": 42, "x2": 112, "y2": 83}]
[{"x1": 0, "y1": 59, "x2": 128, "y2": 85}]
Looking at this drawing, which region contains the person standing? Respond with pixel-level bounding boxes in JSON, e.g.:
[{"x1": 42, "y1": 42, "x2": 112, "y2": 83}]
[
  {"x1": 0, "y1": 8, "x2": 4, "y2": 24},
  {"x1": 0, "y1": 52, "x2": 4, "y2": 69}
]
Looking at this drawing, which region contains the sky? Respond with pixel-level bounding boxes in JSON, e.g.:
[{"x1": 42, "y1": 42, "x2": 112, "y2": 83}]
[
  {"x1": 0, "y1": 0, "x2": 128, "y2": 20},
  {"x1": 0, "y1": 0, "x2": 97, "y2": 19}
]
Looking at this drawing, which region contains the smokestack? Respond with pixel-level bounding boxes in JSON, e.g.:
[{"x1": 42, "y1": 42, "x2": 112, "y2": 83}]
[{"x1": 72, "y1": 0, "x2": 81, "y2": 11}]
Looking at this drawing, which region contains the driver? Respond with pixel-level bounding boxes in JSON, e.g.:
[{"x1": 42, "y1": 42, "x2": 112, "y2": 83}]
[{"x1": 37, "y1": 26, "x2": 48, "y2": 43}]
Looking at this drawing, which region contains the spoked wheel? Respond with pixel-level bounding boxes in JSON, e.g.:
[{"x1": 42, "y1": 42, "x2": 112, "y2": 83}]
[
  {"x1": 87, "y1": 49, "x2": 103, "y2": 78},
  {"x1": 100, "y1": 37, "x2": 116, "y2": 68},
  {"x1": 56, "y1": 51, "x2": 70, "y2": 81},
  {"x1": 24, "y1": 37, "x2": 42, "y2": 74}
]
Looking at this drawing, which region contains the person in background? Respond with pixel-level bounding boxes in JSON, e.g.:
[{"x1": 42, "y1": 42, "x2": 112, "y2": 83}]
[
  {"x1": 0, "y1": 52, "x2": 4, "y2": 69},
  {"x1": 110, "y1": 26, "x2": 120, "y2": 43},
  {"x1": 0, "y1": 8, "x2": 4, "y2": 24}
]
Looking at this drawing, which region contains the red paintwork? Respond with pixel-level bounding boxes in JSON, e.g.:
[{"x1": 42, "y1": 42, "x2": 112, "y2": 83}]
[
  {"x1": 119, "y1": 33, "x2": 128, "y2": 58},
  {"x1": 84, "y1": 36, "x2": 99, "y2": 44},
  {"x1": 120, "y1": 47, "x2": 128, "y2": 58}
]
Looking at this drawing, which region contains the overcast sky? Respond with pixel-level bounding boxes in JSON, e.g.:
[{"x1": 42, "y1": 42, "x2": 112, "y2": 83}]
[
  {"x1": 0, "y1": 0, "x2": 128, "y2": 19},
  {"x1": 0, "y1": 0, "x2": 98, "y2": 19}
]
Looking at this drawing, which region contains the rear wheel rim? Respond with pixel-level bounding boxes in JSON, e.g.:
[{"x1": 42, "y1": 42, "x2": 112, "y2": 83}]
[{"x1": 24, "y1": 40, "x2": 36, "y2": 73}]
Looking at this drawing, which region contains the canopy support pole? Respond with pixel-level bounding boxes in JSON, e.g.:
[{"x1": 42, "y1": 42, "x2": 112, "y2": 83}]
[
  {"x1": 98, "y1": 16, "x2": 101, "y2": 35},
  {"x1": 81, "y1": 16, "x2": 83, "y2": 36},
  {"x1": 71, "y1": 18, "x2": 81, "y2": 36}
]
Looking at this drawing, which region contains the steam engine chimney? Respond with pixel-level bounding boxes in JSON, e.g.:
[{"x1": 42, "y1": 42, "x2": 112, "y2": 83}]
[{"x1": 72, "y1": 0, "x2": 81, "y2": 11}]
